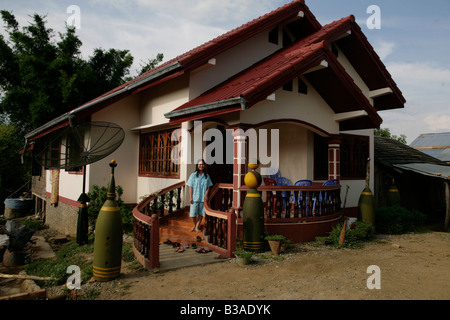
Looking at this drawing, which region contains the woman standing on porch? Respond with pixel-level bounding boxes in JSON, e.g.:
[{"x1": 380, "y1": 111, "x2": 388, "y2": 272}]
[{"x1": 187, "y1": 159, "x2": 213, "y2": 232}]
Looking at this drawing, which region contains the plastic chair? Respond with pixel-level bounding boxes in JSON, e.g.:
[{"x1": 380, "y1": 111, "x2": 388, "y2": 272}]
[
  {"x1": 263, "y1": 178, "x2": 277, "y2": 216},
  {"x1": 294, "y1": 180, "x2": 312, "y2": 216},
  {"x1": 268, "y1": 169, "x2": 281, "y2": 180},
  {"x1": 321, "y1": 179, "x2": 337, "y2": 215},
  {"x1": 322, "y1": 179, "x2": 337, "y2": 185},
  {"x1": 294, "y1": 180, "x2": 312, "y2": 186},
  {"x1": 275, "y1": 177, "x2": 290, "y2": 216}
]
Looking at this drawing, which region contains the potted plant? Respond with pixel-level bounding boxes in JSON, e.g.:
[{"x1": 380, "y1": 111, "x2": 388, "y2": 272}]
[
  {"x1": 234, "y1": 250, "x2": 253, "y2": 265},
  {"x1": 265, "y1": 234, "x2": 286, "y2": 256}
]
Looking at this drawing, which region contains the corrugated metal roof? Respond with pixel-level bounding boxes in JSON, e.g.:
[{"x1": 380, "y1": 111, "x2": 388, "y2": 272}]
[
  {"x1": 393, "y1": 163, "x2": 450, "y2": 180},
  {"x1": 436, "y1": 148, "x2": 450, "y2": 162},
  {"x1": 410, "y1": 132, "x2": 450, "y2": 148}
]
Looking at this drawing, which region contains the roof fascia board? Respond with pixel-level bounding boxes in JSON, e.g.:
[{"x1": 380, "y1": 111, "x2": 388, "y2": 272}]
[
  {"x1": 368, "y1": 87, "x2": 393, "y2": 98},
  {"x1": 324, "y1": 50, "x2": 382, "y2": 127},
  {"x1": 333, "y1": 110, "x2": 368, "y2": 122},
  {"x1": 25, "y1": 61, "x2": 182, "y2": 140},
  {"x1": 164, "y1": 96, "x2": 246, "y2": 119},
  {"x1": 343, "y1": 22, "x2": 405, "y2": 105}
]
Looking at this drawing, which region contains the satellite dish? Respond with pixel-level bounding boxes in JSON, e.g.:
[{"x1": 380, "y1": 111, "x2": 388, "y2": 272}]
[
  {"x1": 34, "y1": 119, "x2": 125, "y2": 245},
  {"x1": 34, "y1": 120, "x2": 125, "y2": 170}
]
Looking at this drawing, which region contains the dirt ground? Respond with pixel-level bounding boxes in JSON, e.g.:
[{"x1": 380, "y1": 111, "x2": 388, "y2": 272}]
[{"x1": 89, "y1": 229, "x2": 450, "y2": 301}]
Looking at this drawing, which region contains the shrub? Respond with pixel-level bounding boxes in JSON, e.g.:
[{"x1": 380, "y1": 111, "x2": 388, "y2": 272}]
[
  {"x1": 375, "y1": 205, "x2": 426, "y2": 234},
  {"x1": 316, "y1": 220, "x2": 375, "y2": 248},
  {"x1": 87, "y1": 184, "x2": 133, "y2": 233}
]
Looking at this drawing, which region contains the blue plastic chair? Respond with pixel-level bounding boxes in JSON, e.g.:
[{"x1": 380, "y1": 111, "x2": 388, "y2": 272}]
[
  {"x1": 275, "y1": 177, "x2": 290, "y2": 216},
  {"x1": 321, "y1": 179, "x2": 337, "y2": 215},
  {"x1": 294, "y1": 180, "x2": 312, "y2": 186},
  {"x1": 322, "y1": 179, "x2": 337, "y2": 186},
  {"x1": 294, "y1": 180, "x2": 312, "y2": 216}
]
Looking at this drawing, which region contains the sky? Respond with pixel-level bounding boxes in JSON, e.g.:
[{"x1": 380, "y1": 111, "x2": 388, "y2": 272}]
[{"x1": 0, "y1": 0, "x2": 449, "y2": 144}]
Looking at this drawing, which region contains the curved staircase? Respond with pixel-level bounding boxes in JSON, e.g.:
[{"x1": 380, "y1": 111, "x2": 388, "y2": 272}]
[{"x1": 159, "y1": 211, "x2": 209, "y2": 248}]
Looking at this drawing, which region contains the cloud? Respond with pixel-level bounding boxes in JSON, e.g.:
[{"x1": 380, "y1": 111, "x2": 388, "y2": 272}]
[
  {"x1": 424, "y1": 115, "x2": 450, "y2": 132},
  {"x1": 373, "y1": 40, "x2": 395, "y2": 60},
  {"x1": 380, "y1": 61, "x2": 450, "y2": 143},
  {"x1": 387, "y1": 61, "x2": 450, "y2": 103}
]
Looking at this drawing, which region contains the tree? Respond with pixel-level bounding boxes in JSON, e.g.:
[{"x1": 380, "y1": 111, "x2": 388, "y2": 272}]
[
  {"x1": 0, "y1": 11, "x2": 140, "y2": 133},
  {"x1": 0, "y1": 11, "x2": 164, "y2": 214},
  {"x1": 0, "y1": 122, "x2": 28, "y2": 213},
  {"x1": 138, "y1": 53, "x2": 164, "y2": 75},
  {"x1": 374, "y1": 128, "x2": 407, "y2": 144}
]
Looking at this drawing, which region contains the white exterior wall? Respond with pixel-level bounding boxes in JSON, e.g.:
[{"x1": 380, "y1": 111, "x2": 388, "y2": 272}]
[
  {"x1": 189, "y1": 30, "x2": 281, "y2": 99},
  {"x1": 89, "y1": 94, "x2": 140, "y2": 204},
  {"x1": 136, "y1": 75, "x2": 190, "y2": 203},
  {"x1": 240, "y1": 81, "x2": 340, "y2": 135},
  {"x1": 45, "y1": 170, "x2": 85, "y2": 202},
  {"x1": 139, "y1": 74, "x2": 189, "y2": 127}
]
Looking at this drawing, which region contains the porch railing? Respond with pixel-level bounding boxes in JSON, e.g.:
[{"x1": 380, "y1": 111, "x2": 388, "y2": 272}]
[
  {"x1": 258, "y1": 183, "x2": 342, "y2": 221},
  {"x1": 204, "y1": 183, "x2": 237, "y2": 258},
  {"x1": 132, "y1": 181, "x2": 185, "y2": 270}
]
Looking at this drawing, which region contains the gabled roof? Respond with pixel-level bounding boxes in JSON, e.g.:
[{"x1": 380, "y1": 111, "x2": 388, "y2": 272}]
[
  {"x1": 25, "y1": 0, "x2": 319, "y2": 141},
  {"x1": 165, "y1": 16, "x2": 384, "y2": 130},
  {"x1": 25, "y1": 0, "x2": 404, "y2": 140},
  {"x1": 335, "y1": 21, "x2": 405, "y2": 111},
  {"x1": 410, "y1": 132, "x2": 450, "y2": 148},
  {"x1": 410, "y1": 132, "x2": 450, "y2": 162},
  {"x1": 375, "y1": 136, "x2": 446, "y2": 168}
]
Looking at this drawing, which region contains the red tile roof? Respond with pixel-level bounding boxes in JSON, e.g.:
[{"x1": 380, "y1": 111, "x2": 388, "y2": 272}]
[
  {"x1": 26, "y1": 1, "x2": 321, "y2": 140},
  {"x1": 70, "y1": 0, "x2": 320, "y2": 113},
  {"x1": 26, "y1": 0, "x2": 405, "y2": 139},
  {"x1": 166, "y1": 15, "x2": 382, "y2": 128}
]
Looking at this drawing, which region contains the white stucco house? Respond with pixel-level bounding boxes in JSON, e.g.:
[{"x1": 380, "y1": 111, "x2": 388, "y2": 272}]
[{"x1": 25, "y1": 0, "x2": 405, "y2": 238}]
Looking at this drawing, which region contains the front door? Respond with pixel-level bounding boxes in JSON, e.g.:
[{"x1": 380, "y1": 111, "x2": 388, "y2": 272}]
[{"x1": 205, "y1": 125, "x2": 233, "y2": 184}]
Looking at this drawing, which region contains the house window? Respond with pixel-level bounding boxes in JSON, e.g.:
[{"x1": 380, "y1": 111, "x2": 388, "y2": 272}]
[
  {"x1": 314, "y1": 134, "x2": 370, "y2": 180},
  {"x1": 139, "y1": 128, "x2": 180, "y2": 177},
  {"x1": 43, "y1": 137, "x2": 61, "y2": 169},
  {"x1": 65, "y1": 131, "x2": 84, "y2": 173},
  {"x1": 340, "y1": 134, "x2": 369, "y2": 179}
]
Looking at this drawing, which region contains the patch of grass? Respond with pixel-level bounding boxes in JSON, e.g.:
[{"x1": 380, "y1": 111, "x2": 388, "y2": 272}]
[
  {"x1": 25, "y1": 240, "x2": 94, "y2": 287},
  {"x1": 20, "y1": 218, "x2": 46, "y2": 231},
  {"x1": 316, "y1": 220, "x2": 375, "y2": 249}
]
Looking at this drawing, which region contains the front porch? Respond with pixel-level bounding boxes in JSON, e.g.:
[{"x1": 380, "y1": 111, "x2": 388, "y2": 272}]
[{"x1": 132, "y1": 177, "x2": 343, "y2": 271}]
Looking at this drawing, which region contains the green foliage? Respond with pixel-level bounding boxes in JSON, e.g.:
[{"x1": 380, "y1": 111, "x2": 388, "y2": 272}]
[
  {"x1": 375, "y1": 205, "x2": 427, "y2": 234},
  {"x1": 25, "y1": 240, "x2": 94, "y2": 287},
  {"x1": 374, "y1": 128, "x2": 407, "y2": 145},
  {"x1": 316, "y1": 220, "x2": 375, "y2": 248},
  {"x1": 0, "y1": 11, "x2": 162, "y2": 133},
  {"x1": 87, "y1": 184, "x2": 134, "y2": 233},
  {"x1": 137, "y1": 53, "x2": 164, "y2": 75},
  {"x1": 20, "y1": 217, "x2": 45, "y2": 231},
  {"x1": 0, "y1": 123, "x2": 29, "y2": 214},
  {"x1": 234, "y1": 249, "x2": 253, "y2": 260},
  {"x1": 264, "y1": 234, "x2": 286, "y2": 241}
]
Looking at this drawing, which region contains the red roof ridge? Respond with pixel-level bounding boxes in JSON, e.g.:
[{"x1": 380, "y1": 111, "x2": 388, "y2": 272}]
[{"x1": 70, "y1": 1, "x2": 318, "y2": 113}]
